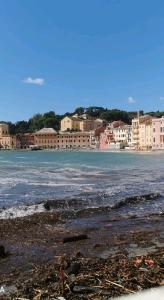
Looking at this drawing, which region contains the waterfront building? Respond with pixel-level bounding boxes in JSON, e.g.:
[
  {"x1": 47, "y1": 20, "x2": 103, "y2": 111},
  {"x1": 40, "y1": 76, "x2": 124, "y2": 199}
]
[
  {"x1": 60, "y1": 116, "x2": 103, "y2": 132},
  {"x1": 113, "y1": 125, "x2": 132, "y2": 147},
  {"x1": 90, "y1": 127, "x2": 106, "y2": 149},
  {"x1": 99, "y1": 126, "x2": 114, "y2": 150},
  {"x1": 0, "y1": 123, "x2": 9, "y2": 136},
  {"x1": 152, "y1": 116, "x2": 164, "y2": 150},
  {"x1": 0, "y1": 134, "x2": 18, "y2": 149},
  {"x1": 0, "y1": 123, "x2": 18, "y2": 149},
  {"x1": 34, "y1": 128, "x2": 90, "y2": 149},
  {"x1": 131, "y1": 115, "x2": 152, "y2": 150},
  {"x1": 17, "y1": 133, "x2": 35, "y2": 149},
  {"x1": 99, "y1": 121, "x2": 126, "y2": 150},
  {"x1": 139, "y1": 118, "x2": 153, "y2": 150}
]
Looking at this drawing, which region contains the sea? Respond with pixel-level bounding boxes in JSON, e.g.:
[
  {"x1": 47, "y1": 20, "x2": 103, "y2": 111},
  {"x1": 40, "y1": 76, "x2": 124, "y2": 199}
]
[{"x1": 0, "y1": 150, "x2": 164, "y2": 219}]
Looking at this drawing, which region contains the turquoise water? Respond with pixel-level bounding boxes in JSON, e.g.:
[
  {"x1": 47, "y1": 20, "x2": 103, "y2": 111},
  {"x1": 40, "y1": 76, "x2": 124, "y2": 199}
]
[{"x1": 0, "y1": 150, "x2": 164, "y2": 217}]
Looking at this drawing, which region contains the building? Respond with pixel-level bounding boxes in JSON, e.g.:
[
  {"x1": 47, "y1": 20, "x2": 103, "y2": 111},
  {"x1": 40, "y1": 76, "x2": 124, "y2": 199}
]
[
  {"x1": 61, "y1": 116, "x2": 82, "y2": 132},
  {"x1": 60, "y1": 116, "x2": 103, "y2": 132},
  {"x1": 113, "y1": 125, "x2": 132, "y2": 147},
  {"x1": 0, "y1": 135, "x2": 18, "y2": 149},
  {"x1": 139, "y1": 118, "x2": 153, "y2": 150},
  {"x1": 152, "y1": 116, "x2": 164, "y2": 150},
  {"x1": 0, "y1": 123, "x2": 9, "y2": 136},
  {"x1": 17, "y1": 133, "x2": 35, "y2": 149},
  {"x1": 99, "y1": 121, "x2": 127, "y2": 150},
  {"x1": 90, "y1": 127, "x2": 106, "y2": 149},
  {"x1": 131, "y1": 115, "x2": 152, "y2": 150},
  {"x1": 0, "y1": 123, "x2": 18, "y2": 149},
  {"x1": 99, "y1": 126, "x2": 114, "y2": 150},
  {"x1": 34, "y1": 128, "x2": 90, "y2": 149}
]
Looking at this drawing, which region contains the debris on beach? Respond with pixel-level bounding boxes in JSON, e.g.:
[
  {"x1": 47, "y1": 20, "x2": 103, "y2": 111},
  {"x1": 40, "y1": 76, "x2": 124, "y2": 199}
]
[{"x1": 1, "y1": 250, "x2": 163, "y2": 300}]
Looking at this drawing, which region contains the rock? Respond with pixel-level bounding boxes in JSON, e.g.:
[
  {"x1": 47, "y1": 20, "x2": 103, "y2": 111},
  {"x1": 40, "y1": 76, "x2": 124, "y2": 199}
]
[
  {"x1": 67, "y1": 262, "x2": 81, "y2": 275},
  {"x1": 63, "y1": 234, "x2": 88, "y2": 243},
  {"x1": 72, "y1": 285, "x2": 96, "y2": 293},
  {"x1": 44, "y1": 201, "x2": 51, "y2": 210},
  {"x1": 0, "y1": 245, "x2": 6, "y2": 257},
  {"x1": 75, "y1": 251, "x2": 83, "y2": 258}
]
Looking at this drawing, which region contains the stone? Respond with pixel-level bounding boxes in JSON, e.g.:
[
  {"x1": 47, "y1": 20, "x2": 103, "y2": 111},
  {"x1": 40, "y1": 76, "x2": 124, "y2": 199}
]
[
  {"x1": 67, "y1": 262, "x2": 81, "y2": 275},
  {"x1": 0, "y1": 245, "x2": 5, "y2": 257},
  {"x1": 63, "y1": 234, "x2": 88, "y2": 243},
  {"x1": 72, "y1": 285, "x2": 96, "y2": 293}
]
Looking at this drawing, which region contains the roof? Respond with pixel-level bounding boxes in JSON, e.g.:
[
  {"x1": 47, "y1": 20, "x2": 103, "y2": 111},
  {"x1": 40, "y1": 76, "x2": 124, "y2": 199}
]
[
  {"x1": 62, "y1": 116, "x2": 83, "y2": 121},
  {"x1": 35, "y1": 128, "x2": 57, "y2": 134}
]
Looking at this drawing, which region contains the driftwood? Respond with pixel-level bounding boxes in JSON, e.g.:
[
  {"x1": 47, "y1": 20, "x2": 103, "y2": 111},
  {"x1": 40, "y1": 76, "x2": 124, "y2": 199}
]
[{"x1": 63, "y1": 234, "x2": 88, "y2": 243}]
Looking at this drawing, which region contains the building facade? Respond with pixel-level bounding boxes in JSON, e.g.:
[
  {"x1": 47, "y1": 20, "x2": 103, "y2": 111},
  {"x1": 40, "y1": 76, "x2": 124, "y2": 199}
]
[
  {"x1": 0, "y1": 123, "x2": 18, "y2": 149},
  {"x1": 131, "y1": 115, "x2": 152, "y2": 150},
  {"x1": 34, "y1": 128, "x2": 90, "y2": 149},
  {"x1": 17, "y1": 133, "x2": 35, "y2": 149},
  {"x1": 113, "y1": 125, "x2": 132, "y2": 147},
  {"x1": 60, "y1": 116, "x2": 103, "y2": 132},
  {"x1": 152, "y1": 117, "x2": 164, "y2": 150},
  {"x1": 139, "y1": 119, "x2": 152, "y2": 150}
]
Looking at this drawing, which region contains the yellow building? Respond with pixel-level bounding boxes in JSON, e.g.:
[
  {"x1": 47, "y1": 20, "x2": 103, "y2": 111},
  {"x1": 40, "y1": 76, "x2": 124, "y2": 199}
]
[
  {"x1": 131, "y1": 115, "x2": 152, "y2": 149},
  {"x1": 0, "y1": 135, "x2": 17, "y2": 149},
  {"x1": 0, "y1": 123, "x2": 9, "y2": 136},
  {"x1": 61, "y1": 116, "x2": 81, "y2": 132},
  {"x1": 61, "y1": 116, "x2": 103, "y2": 132},
  {"x1": 0, "y1": 123, "x2": 19, "y2": 149},
  {"x1": 34, "y1": 128, "x2": 90, "y2": 149}
]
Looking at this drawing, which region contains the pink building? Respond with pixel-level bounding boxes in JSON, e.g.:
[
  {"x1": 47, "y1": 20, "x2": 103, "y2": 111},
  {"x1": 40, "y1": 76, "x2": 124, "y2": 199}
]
[
  {"x1": 99, "y1": 121, "x2": 127, "y2": 150},
  {"x1": 99, "y1": 128, "x2": 113, "y2": 150},
  {"x1": 152, "y1": 117, "x2": 164, "y2": 150}
]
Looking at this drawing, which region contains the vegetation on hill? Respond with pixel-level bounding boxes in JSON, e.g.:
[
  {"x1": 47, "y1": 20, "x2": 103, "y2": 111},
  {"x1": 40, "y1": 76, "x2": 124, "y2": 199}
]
[{"x1": 1, "y1": 107, "x2": 163, "y2": 134}]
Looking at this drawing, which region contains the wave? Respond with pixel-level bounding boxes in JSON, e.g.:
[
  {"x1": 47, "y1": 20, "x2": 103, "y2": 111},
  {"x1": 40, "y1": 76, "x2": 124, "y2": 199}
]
[{"x1": 43, "y1": 192, "x2": 162, "y2": 211}]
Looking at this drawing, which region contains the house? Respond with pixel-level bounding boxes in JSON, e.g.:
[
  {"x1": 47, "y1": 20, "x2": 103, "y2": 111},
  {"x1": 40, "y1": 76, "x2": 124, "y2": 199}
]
[
  {"x1": 152, "y1": 116, "x2": 164, "y2": 150},
  {"x1": 60, "y1": 116, "x2": 103, "y2": 132}
]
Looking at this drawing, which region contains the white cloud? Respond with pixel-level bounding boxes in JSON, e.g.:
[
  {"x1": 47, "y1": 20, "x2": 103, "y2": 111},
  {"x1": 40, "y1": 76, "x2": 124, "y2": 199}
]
[
  {"x1": 159, "y1": 96, "x2": 164, "y2": 101},
  {"x1": 128, "y1": 96, "x2": 136, "y2": 104},
  {"x1": 22, "y1": 77, "x2": 45, "y2": 86}
]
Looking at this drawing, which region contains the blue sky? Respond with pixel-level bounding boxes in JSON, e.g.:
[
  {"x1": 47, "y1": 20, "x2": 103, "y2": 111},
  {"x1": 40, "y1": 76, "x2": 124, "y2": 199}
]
[{"x1": 0, "y1": 0, "x2": 164, "y2": 122}]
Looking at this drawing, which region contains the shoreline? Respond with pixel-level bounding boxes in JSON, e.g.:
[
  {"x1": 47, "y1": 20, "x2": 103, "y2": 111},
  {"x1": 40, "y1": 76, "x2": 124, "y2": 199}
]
[
  {"x1": 1, "y1": 207, "x2": 163, "y2": 299},
  {"x1": 0, "y1": 148, "x2": 164, "y2": 154}
]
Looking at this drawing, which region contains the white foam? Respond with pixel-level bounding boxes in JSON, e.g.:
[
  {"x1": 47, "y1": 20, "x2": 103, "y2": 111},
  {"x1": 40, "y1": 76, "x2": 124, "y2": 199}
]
[{"x1": 0, "y1": 203, "x2": 44, "y2": 219}]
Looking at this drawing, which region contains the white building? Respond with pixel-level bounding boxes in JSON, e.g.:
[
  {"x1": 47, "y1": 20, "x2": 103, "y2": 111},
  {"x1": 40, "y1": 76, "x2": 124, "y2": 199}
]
[{"x1": 113, "y1": 125, "x2": 132, "y2": 147}]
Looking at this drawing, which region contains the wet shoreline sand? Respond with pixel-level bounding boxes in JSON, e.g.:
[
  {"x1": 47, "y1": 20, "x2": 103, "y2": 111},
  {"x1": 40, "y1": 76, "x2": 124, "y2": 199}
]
[{"x1": 0, "y1": 207, "x2": 164, "y2": 299}]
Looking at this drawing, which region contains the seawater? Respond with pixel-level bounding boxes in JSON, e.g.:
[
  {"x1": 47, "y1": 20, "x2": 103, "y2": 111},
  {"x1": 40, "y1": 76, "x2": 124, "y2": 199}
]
[{"x1": 0, "y1": 150, "x2": 164, "y2": 218}]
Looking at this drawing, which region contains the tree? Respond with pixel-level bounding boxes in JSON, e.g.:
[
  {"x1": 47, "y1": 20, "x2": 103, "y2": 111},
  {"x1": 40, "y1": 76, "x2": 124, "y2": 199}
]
[
  {"x1": 15, "y1": 121, "x2": 29, "y2": 134},
  {"x1": 28, "y1": 114, "x2": 44, "y2": 132},
  {"x1": 74, "y1": 107, "x2": 85, "y2": 115}
]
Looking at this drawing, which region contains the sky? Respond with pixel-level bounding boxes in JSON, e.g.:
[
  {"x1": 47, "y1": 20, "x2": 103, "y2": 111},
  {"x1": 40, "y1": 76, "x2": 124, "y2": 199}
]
[{"x1": 0, "y1": 0, "x2": 164, "y2": 122}]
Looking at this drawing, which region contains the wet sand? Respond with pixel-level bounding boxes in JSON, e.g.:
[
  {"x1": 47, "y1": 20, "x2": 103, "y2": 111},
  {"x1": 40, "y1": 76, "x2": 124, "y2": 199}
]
[{"x1": 0, "y1": 208, "x2": 164, "y2": 299}]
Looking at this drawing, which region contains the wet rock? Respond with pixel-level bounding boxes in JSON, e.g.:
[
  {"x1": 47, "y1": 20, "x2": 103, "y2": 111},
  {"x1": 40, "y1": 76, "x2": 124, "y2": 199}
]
[
  {"x1": 0, "y1": 245, "x2": 5, "y2": 257},
  {"x1": 44, "y1": 201, "x2": 51, "y2": 210},
  {"x1": 114, "y1": 193, "x2": 161, "y2": 209},
  {"x1": 0, "y1": 245, "x2": 8, "y2": 258},
  {"x1": 67, "y1": 262, "x2": 81, "y2": 275},
  {"x1": 63, "y1": 234, "x2": 88, "y2": 243}
]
